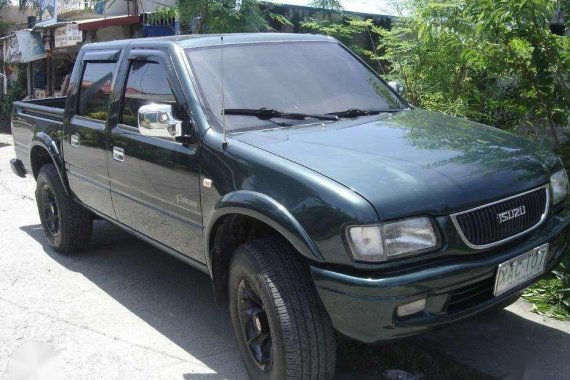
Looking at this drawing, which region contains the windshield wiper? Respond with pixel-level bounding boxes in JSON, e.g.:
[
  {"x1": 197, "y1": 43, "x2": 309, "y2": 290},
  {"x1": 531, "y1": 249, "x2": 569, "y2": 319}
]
[
  {"x1": 223, "y1": 108, "x2": 339, "y2": 121},
  {"x1": 327, "y1": 108, "x2": 401, "y2": 118}
]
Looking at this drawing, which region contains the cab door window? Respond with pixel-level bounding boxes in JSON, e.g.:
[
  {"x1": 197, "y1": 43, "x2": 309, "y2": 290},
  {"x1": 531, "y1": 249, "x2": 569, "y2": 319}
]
[
  {"x1": 120, "y1": 61, "x2": 184, "y2": 129},
  {"x1": 77, "y1": 62, "x2": 115, "y2": 121}
]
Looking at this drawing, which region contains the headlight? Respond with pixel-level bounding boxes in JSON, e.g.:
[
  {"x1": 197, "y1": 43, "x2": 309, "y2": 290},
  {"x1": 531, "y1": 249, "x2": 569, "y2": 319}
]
[
  {"x1": 550, "y1": 169, "x2": 569, "y2": 205},
  {"x1": 346, "y1": 217, "x2": 440, "y2": 262}
]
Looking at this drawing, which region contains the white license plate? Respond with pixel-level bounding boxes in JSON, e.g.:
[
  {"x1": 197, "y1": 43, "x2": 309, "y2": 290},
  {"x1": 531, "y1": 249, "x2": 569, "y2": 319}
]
[{"x1": 494, "y1": 244, "x2": 548, "y2": 296}]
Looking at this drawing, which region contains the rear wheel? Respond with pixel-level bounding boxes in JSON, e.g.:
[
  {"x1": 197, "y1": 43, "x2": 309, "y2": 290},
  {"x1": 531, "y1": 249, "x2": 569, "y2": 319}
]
[
  {"x1": 228, "y1": 238, "x2": 336, "y2": 380},
  {"x1": 36, "y1": 164, "x2": 92, "y2": 253}
]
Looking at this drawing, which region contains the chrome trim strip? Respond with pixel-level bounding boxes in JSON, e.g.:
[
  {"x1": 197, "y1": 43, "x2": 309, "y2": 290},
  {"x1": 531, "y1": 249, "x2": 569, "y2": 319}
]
[{"x1": 450, "y1": 185, "x2": 550, "y2": 250}]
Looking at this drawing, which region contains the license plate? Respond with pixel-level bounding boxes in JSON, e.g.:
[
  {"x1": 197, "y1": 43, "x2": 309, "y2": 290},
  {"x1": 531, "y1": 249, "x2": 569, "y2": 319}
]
[{"x1": 494, "y1": 244, "x2": 548, "y2": 296}]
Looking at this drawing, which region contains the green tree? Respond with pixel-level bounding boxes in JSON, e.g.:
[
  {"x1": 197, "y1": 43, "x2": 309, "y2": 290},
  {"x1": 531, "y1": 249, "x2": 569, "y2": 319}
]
[
  {"x1": 378, "y1": 0, "x2": 569, "y2": 145},
  {"x1": 302, "y1": 17, "x2": 384, "y2": 72},
  {"x1": 310, "y1": 0, "x2": 343, "y2": 20},
  {"x1": 177, "y1": 0, "x2": 269, "y2": 34},
  {"x1": 1, "y1": 0, "x2": 16, "y2": 132}
]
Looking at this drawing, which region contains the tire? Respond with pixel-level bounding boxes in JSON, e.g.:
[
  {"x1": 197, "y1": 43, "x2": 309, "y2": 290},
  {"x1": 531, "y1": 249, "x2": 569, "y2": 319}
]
[
  {"x1": 35, "y1": 164, "x2": 92, "y2": 253},
  {"x1": 228, "y1": 237, "x2": 336, "y2": 380}
]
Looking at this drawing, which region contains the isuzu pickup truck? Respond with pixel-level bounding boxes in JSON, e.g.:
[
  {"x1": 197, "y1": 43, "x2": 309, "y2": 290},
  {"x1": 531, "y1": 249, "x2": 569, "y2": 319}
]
[{"x1": 10, "y1": 34, "x2": 570, "y2": 379}]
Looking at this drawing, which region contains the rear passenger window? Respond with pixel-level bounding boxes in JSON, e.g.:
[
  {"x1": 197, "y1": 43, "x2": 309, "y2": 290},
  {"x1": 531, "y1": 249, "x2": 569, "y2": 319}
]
[
  {"x1": 78, "y1": 62, "x2": 115, "y2": 121},
  {"x1": 120, "y1": 61, "x2": 183, "y2": 128}
]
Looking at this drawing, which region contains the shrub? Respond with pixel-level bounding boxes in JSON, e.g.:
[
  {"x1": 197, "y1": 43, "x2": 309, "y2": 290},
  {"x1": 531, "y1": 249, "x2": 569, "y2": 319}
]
[{"x1": 378, "y1": 0, "x2": 569, "y2": 145}]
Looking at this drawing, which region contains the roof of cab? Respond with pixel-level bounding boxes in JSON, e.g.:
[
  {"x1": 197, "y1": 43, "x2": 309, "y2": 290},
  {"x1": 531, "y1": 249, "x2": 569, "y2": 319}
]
[{"x1": 82, "y1": 33, "x2": 336, "y2": 50}]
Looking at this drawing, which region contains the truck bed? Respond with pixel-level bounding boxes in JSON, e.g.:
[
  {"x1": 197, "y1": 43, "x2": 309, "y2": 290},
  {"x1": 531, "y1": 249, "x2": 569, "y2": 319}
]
[
  {"x1": 11, "y1": 97, "x2": 66, "y2": 174},
  {"x1": 20, "y1": 97, "x2": 67, "y2": 109}
]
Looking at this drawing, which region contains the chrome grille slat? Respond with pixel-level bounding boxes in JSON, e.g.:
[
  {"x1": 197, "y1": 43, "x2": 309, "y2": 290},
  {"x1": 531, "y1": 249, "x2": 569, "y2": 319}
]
[
  {"x1": 484, "y1": 205, "x2": 494, "y2": 243},
  {"x1": 451, "y1": 186, "x2": 549, "y2": 249}
]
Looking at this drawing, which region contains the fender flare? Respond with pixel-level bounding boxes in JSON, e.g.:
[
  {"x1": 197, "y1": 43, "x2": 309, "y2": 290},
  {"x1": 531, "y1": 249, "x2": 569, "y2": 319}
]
[
  {"x1": 30, "y1": 132, "x2": 71, "y2": 195},
  {"x1": 204, "y1": 190, "x2": 324, "y2": 274}
]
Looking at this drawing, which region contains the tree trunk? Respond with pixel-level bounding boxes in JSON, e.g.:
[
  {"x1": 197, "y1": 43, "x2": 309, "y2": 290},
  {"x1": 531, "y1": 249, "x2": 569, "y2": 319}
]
[{"x1": 548, "y1": 117, "x2": 561, "y2": 147}]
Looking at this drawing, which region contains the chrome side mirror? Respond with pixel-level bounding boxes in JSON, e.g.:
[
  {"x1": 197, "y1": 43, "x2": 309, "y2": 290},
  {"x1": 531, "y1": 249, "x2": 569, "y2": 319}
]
[
  {"x1": 387, "y1": 81, "x2": 405, "y2": 96},
  {"x1": 138, "y1": 103, "x2": 182, "y2": 139}
]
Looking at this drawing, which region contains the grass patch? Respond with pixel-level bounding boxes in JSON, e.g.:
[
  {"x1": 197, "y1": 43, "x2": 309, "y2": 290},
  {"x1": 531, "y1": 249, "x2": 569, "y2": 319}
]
[
  {"x1": 523, "y1": 142, "x2": 570, "y2": 321},
  {"x1": 523, "y1": 256, "x2": 570, "y2": 321}
]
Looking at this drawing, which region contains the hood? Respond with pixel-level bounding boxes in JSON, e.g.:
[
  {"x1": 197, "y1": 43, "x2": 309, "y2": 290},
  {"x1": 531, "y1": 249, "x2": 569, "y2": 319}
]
[{"x1": 232, "y1": 109, "x2": 560, "y2": 220}]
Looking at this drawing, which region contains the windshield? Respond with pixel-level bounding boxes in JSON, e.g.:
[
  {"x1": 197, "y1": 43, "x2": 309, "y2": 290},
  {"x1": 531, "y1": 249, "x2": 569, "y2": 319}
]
[{"x1": 186, "y1": 41, "x2": 405, "y2": 132}]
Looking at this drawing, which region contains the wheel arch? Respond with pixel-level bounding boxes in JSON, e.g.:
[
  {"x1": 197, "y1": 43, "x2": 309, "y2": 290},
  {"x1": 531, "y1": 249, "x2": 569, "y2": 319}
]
[
  {"x1": 30, "y1": 133, "x2": 70, "y2": 195},
  {"x1": 205, "y1": 191, "x2": 323, "y2": 303}
]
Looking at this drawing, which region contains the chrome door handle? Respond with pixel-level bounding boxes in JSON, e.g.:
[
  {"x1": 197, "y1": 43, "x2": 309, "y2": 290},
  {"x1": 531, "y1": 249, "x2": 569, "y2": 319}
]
[
  {"x1": 70, "y1": 134, "x2": 80, "y2": 147},
  {"x1": 113, "y1": 147, "x2": 125, "y2": 162}
]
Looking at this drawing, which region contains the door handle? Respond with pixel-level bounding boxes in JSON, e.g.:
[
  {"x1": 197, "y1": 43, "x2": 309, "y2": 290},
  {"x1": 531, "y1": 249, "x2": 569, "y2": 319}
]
[
  {"x1": 113, "y1": 147, "x2": 125, "y2": 162},
  {"x1": 70, "y1": 134, "x2": 80, "y2": 147}
]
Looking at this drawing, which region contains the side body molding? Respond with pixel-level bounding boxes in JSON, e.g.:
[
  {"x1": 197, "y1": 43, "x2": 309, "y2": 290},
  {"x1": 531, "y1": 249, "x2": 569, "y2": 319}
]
[
  {"x1": 204, "y1": 190, "x2": 324, "y2": 272},
  {"x1": 30, "y1": 132, "x2": 71, "y2": 195}
]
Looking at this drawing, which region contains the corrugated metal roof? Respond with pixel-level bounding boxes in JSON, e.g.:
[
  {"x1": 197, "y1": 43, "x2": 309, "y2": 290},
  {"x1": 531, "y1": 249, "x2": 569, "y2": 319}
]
[
  {"x1": 30, "y1": 15, "x2": 141, "y2": 31},
  {"x1": 0, "y1": 29, "x2": 33, "y2": 42},
  {"x1": 1, "y1": 15, "x2": 141, "y2": 46}
]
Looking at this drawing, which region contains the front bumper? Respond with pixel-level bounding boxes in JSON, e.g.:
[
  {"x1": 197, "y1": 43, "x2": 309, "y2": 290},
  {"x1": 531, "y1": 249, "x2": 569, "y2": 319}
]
[{"x1": 311, "y1": 209, "x2": 570, "y2": 343}]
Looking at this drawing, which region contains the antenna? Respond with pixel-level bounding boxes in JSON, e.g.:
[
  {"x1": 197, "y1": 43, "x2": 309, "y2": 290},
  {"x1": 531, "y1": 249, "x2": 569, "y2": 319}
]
[{"x1": 221, "y1": 36, "x2": 228, "y2": 149}]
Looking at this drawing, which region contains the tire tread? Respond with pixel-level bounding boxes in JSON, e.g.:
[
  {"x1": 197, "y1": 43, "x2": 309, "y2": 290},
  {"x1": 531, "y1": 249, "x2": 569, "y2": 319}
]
[
  {"x1": 232, "y1": 237, "x2": 336, "y2": 380},
  {"x1": 36, "y1": 164, "x2": 92, "y2": 253}
]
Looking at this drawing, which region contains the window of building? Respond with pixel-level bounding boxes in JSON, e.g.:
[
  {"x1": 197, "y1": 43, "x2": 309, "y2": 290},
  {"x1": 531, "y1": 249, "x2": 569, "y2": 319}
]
[{"x1": 53, "y1": 55, "x2": 75, "y2": 96}]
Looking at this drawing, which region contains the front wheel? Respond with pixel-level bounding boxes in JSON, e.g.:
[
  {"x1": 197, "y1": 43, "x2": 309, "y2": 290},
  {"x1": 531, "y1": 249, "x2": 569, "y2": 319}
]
[{"x1": 228, "y1": 238, "x2": 336, "y2": 380}]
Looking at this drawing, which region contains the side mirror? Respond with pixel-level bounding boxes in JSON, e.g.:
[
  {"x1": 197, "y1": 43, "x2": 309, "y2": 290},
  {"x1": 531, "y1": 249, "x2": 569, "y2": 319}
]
[
  {"x1": 138, "y1": 103, "x2": 185, "y2": 139},
  {"x1": 387, "y1": 81, "x2": 405, "y2": 96}
]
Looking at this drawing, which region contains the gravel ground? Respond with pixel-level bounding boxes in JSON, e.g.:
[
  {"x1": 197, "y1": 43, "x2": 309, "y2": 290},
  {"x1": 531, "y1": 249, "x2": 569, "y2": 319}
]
[{"x1": 1, "y1": 133, "x2": 569, "y2": 380}]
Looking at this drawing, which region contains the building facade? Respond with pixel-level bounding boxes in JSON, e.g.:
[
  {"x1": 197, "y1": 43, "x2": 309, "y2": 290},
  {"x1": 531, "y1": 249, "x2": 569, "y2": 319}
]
[{"x1": 1, "y1": 0, "x2": 179, "y2": 98}]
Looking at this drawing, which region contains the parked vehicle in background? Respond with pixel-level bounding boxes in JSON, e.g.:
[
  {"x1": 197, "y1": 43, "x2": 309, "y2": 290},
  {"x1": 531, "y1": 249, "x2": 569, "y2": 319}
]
[{"x1": 9, "y1": 34, "x2": 570, "y2": 380}]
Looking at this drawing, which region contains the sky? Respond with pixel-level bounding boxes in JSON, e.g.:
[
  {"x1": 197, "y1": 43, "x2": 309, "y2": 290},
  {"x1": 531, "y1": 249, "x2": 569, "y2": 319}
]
[{"x1": 265, "y1": 0, "x2": 399, "y2": 16}]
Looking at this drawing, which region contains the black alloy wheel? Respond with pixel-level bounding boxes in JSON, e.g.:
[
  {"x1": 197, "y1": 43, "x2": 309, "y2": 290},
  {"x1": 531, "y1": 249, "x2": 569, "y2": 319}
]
[
  {"x1": 228, "y1": 237, "x2": 336, "y2": 380},
  {"x1": 35, "y1": 164, "x2": 93, "y2": 253},
  {"x1": 238, "y1": 279, "x2": 273, "y2": 372},
  {"x1": 40, "y1": 183, "x2": 60, "y2": 237}
]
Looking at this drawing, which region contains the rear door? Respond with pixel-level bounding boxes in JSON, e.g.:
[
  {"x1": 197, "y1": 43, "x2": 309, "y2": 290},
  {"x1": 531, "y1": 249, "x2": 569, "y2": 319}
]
[
  {"x1": 107, "y1": 49, "x2": 204, "y2": 262},
  {"x1": 63, "y1": 49, "x2": 120, "y2": 218}
]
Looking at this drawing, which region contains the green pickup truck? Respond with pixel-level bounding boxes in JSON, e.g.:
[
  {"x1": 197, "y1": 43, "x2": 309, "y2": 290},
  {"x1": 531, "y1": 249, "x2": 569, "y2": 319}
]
[{"x1": 10, "y1": 33, "x2": 570, "y2": 380}]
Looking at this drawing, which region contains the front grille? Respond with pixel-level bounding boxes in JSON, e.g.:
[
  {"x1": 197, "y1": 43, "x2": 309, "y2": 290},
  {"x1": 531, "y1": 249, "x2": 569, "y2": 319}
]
[
  {"x1": 451, "y1": 186, "x2": 549, "y2": 249},
  {"x1": 447, "y1": 277, "x2": 495, "y2": 313}
]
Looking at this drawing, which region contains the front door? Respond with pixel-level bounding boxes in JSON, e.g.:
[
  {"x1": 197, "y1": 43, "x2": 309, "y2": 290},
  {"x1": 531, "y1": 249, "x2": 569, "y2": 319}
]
[
  {"x1": 107, "y1": 50, "x2": 204, "y2": 262},
  {"x1": 63, "y1": 50, "x2": 120, "y2": 218}
]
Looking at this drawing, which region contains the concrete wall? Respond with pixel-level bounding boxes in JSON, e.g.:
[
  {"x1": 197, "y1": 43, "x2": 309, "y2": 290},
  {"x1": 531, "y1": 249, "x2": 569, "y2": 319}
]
[{"x1": 0, "y1": 6, "x2": 36, "y2": 33}]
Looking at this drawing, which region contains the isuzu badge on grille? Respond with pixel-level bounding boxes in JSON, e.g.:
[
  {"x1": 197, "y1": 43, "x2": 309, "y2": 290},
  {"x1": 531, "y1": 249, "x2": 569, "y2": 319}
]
[{"x1": 497, "y1": 205, "x2": 526, "y2": 223}]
